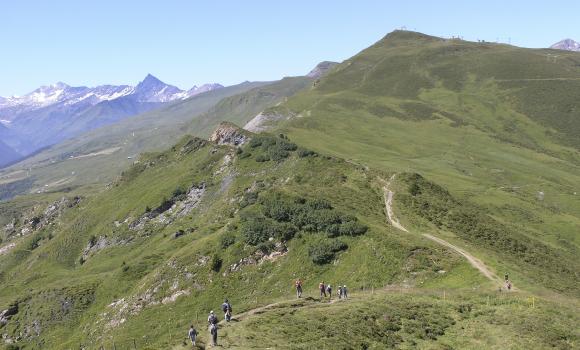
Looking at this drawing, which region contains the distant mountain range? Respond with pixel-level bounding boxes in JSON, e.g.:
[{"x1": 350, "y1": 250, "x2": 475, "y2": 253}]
[
  {"x1": 0, "y1": 75, "x2": 222, "y2": 163},
  {"x1": 550, "y1": 38, "x2": 580, "y2": 51}
]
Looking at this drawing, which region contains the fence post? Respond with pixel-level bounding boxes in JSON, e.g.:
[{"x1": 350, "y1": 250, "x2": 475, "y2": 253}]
[
  {"x1": 113, "y1": 341, "x2": 117, "y2": 350},
  {"x1": 133, "y1": 339, "x2": 137, "y2": 349}
]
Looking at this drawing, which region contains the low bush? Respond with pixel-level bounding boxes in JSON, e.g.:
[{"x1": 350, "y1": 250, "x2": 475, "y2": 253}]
[
  {"x1": 210, "y1": 254, "x2": 223, "y2": 272},
  {"x1": 308, "y1": 239, "x2": 348, "y2": 264},
  {"x1": 220, "y1": 232, "x2": 237, "y2": 249}
]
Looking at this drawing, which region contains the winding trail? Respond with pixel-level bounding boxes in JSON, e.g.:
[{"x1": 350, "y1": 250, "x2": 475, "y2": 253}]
[
  {"x1": 219, "y1": 297, "x2": 337, "y2": 325},
  {"x1": 383, "y1": 175, "x2": 502, "y2": 285}
]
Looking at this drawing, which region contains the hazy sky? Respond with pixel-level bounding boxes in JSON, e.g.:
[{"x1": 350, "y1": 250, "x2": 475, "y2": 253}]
[{"x1": 2, "y1": 0, "x2": 579, "y2": 96}]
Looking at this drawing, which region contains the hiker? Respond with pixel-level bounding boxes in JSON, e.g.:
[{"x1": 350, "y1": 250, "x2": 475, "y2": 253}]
[
  {"x1": 319, "y1": 281, "x2": 327, "y2": 298},
  {"x1": 326, "y1": 284, "x2": 332, "y2": 299},
  {"x1": 504, "y1": 272, "x2": 509, "y2": 282},
  {"x1": 188, "y1": 325, "x2": 198, "y2": 347},
  {"x1": 222, "y1": 299, "x2": 233, "y2": 322},
  {"x1": 342, "y1": 285, "x2": 348, "y2": 299},
  {"x1": 295, "y1": 279, "x2": 303, "y2": 298},
  {"x1": 338, "y1": 285, "x2": 343, "y2": 299},
  {"x1": 209, "y1": 322, "x2": 218, "y2": 347},
  {"x1": 208, "y1": 310, "x2": 218, "y2": 326}
]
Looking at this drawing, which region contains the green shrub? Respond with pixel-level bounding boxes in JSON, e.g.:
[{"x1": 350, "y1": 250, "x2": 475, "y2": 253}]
[
  {"x1": 210, "y1": 254, "x2": 223, "y2": 272},
  {"x1": 239, "y1": 151, "x2": 252, "y2": 159},
  {"x1": 268, "y1": 147, "x2": 289, "y2": 161},
  {"x1": 220, "y1": 232, "x2": 236, "y2": 249},
  {"x1": 256, "y1": 241, "x2": 276, "y2": 254},
  {"x1": 240, "y1": 191, "x2": 259, "y2": 208},
  {"x1": 297, "y1": 148, "x2": 318, "y2": 157},
  {"x1": 27, "y1": 234, "x2": 42, "y2": 251},
  {"x1": 256, "y1": 154, "x2": 270, "y2": 162},
  {"x1": 241, "y1": 216, "x2": 269, "y2": 245},
  {"x1": 308, "y1": 239, "x2": 348, "y2": 264}
]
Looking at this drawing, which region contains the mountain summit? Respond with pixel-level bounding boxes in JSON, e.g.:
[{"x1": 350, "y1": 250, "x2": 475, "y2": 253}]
[
  {"x1": 132, "y1": 74, "x2": 184, "y2": 102},
  {"x1": 550, "y1": 38, "x2": 580, "y2": 51}
]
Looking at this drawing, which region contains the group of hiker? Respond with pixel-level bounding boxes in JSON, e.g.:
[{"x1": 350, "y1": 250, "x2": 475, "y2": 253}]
[
  {"x1": 187, "y1": 299, "x2": 232, "y2": 347},
  {"x1": 295, "y1": 279, "x2": 348, "y2": 300},
  {"x1": 187, "y1": 279, "x2": 350, "y2": 348}
]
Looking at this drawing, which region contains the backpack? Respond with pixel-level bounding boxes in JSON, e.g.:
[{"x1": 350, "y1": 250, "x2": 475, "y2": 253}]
[
  {"x1": 222, "y1": 303, "x2": 228, "y2": 312},
  {"x1": 209, "y1": 314, "x2": 218, "y2": 325}
]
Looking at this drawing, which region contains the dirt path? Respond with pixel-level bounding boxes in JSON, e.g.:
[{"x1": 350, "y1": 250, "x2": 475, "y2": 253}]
[
  {"x1": 382, "y1": 175, "x2": 502, "y2": 285},
  {"x1": 220, "y1": 297, "x2": 338, "y2": 325},
  {"x1": 384, "y1": 174, "x2": 409, "y2": 232}
]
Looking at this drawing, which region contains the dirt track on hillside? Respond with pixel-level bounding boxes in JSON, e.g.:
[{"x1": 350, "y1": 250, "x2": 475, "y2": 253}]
[{"x1": 382, "y1": 174, "x2": 502, "y2": 285}]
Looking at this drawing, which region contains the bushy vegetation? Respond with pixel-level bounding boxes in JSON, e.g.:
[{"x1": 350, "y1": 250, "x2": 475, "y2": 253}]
[
  {"x1": 308, "y1": 238, "x2": 348, "y2": 264},
  {"x1": 247, "y1": 134, "x2": 298, "y2": 162},
  {"x1": 238, "y1": 192, "x2": 368, "y2": 259}
]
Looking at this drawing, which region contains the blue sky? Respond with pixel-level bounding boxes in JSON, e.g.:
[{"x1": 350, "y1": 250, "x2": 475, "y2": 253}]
[{"x1": 2, "y1": 0, "x2": 579, "y2": 96}]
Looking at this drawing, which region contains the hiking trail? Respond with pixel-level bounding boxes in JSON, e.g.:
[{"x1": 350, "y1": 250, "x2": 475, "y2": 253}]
[
  {"x1": 219, "y1": 297, "x2": 338, "y2": 325},
  {"x1": 382, "y1": 174, "x2": 503, "y2": 286}
]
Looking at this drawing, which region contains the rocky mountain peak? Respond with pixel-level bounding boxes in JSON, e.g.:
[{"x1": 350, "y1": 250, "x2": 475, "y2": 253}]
[{"x1": 550, "y1": 38, "x2": 580, "y2": 51}]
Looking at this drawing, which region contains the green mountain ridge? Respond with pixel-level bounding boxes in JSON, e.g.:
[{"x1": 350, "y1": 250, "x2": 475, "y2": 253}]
[
  {"x1": 0, "y1": 31, "x2": 579, "y2": 349},
  {"x1": 267, "y1": 30, "x2": 580, "y2": 295}
]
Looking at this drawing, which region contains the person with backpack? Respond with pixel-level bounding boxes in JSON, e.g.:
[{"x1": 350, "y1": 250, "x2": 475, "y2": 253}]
[
  {"x1": 209, "y1": 322, "x2": 218, "y2": 347},
  {"x1": 295, "y1": 279, "x2": 303, "y2": 298},
  {"x1": 342, "y1": 285, "x2": 348, "y2": 299},
  {"x1": 208, "y1": 310, "x2": 218, "y2": 326},
  {"x1": 222, "y1": 299, "x2": 233, "y2": 322},
  {"x1": 338, "y1": 285, "x2": 343, "y2": 299},
  {"x1": 326, "y1": 284, "x2": 332, "y2": 299},
  {"x1": 188, "y1": 325, "x2": 198, "y2": 347},
  {"x1": 319, "y1": 281, "x2": 326, "y2": 298}
]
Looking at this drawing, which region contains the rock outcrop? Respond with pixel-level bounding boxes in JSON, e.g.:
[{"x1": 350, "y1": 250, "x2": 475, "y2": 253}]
[
  {"x1": 306, "y1": 61, "x2": 339, "y2": 78},
  {"x1": 209, "y1": 122, "x2": 251, "y2": 146},
  {"x1": 244, "y1": 111, "x2": 293, "y2": 133}
]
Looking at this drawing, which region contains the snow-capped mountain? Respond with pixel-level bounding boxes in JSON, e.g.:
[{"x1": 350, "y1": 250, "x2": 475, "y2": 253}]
[
  {"x1": 0, "y1": 74, "x2": 223, "y2": 121},
  {"x1": 550, "y1": 39, "x2": 580, "y2": 52},
  {"x1": 0, "y1": 75, "x2": 223, "y2": 159},
  {"x1": 130, "y1": 74, "x2": 185, "y2": 103}
]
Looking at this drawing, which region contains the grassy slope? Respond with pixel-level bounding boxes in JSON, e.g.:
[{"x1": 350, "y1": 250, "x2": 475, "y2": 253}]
[
  {"x1": 0, "y1": 130, "x2": 577, "y2": 349},
  {"x1": 213, "y1": 290, "x2": 578, "y2": 350},
  {"x1": 0, "y1": 132, "x2": 487, "y2": 349},
  {"x1": 270, "y1": 31, "x2": 580, "y2": 296}
]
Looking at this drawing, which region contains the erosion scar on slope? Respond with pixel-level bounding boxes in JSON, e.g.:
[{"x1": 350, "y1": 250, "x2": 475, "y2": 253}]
[{"x1": 382, "y1": 174, "x2": 501, "y2": 284}]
